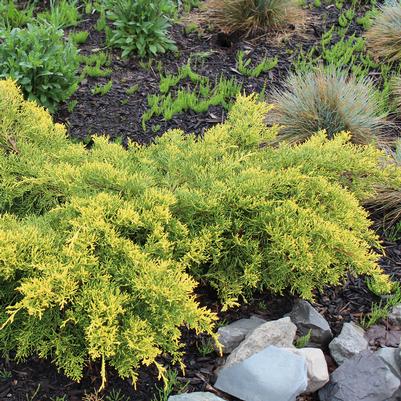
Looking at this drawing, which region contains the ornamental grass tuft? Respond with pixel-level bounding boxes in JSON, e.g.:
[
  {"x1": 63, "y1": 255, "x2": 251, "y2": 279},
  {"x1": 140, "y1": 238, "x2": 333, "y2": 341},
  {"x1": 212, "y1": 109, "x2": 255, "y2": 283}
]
[
  {"x1": 365, "y1": 1, "x2": 401, "y2": 63},
  {"x1": 267, "y1": 68, "x2": 386, "y2": 145},
  {"x1": 205, "y1": 0, "x2": 303, "y2": 37}
]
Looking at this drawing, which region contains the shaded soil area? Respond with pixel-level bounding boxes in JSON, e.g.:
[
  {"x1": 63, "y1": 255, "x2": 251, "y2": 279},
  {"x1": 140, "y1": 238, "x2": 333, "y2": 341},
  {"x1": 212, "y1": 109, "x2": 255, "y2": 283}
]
[{"x1": 2, "y1": 1, "x2": 401, "y2": 401}]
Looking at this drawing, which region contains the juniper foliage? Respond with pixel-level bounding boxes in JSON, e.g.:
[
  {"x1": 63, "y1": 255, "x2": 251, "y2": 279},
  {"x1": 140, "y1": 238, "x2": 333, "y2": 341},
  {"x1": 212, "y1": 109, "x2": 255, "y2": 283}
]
[{"x1": 0, "y1": 79, "x2": 394, "y2": 387}]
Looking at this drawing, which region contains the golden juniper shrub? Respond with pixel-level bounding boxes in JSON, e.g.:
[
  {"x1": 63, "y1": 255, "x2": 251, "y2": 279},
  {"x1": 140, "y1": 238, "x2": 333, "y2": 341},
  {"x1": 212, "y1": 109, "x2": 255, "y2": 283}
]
[{"x1": 0, "y1": 80, "x2": 395, "y2": 385}]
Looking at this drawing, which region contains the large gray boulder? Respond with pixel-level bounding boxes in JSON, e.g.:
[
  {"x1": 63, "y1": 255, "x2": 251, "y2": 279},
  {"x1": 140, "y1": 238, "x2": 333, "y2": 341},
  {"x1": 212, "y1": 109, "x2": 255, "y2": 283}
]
[
  {"x1": 215, "y1": 345, "x2": 308, "y2": 401},
  {"x1": 216, "y1": 316, "x2": 266, "y2": 354},
  {"x1": 329, "y1": 322, "x2": 368, "y2": 365},
  {"x1": 284, "y1": 347, "x2": 329, "y2": 393},
  {"x1": 289, "y1": 300, "x2": 333, "y2": 347},
  {"x1": 168, "y1": 393, "x2": 225, "y2": 401},
  {"x1": 224, "y1": 317, "x2": 297, "y2": 368},
  {"x1": 319, "y1": 351, "x2": 400, "y2": 401}
]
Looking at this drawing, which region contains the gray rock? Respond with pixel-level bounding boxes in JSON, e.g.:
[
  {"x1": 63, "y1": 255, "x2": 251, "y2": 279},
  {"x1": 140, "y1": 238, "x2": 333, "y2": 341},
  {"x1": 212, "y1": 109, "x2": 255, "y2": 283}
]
[
  {"x1": 168, "y1": 393, "x2": 225, "y2": 401},
  {"x1": 224, "y1": 317, "x2": 297, "y2": 368},
  {"x1": 319, "y1": 351, "x2": 400, "y2": 401},
  {"x1": 285, "y1": 347, "x2": 329, "y2": 393},
  {"x1": 289, "y1": 300, "x2": 333, "y2": 347},
  {"x1": 376, "y1": 347, "x2": 401, "y2": 378},
  {"x1": 377, "y1": 347, "x2": 401, "y2": 401},
  {"x1": 329, "y1": 322, "x2": 368, "y2": 365},
  {"x1": 215, "y1": 345, "x2": 308, "y2": 401},
  {"x1": 389, "y1": 304, "x2": 401, "y2": 325},
  {"x1": 216, "y1": 316, "x2": 266, "y2": 354}
]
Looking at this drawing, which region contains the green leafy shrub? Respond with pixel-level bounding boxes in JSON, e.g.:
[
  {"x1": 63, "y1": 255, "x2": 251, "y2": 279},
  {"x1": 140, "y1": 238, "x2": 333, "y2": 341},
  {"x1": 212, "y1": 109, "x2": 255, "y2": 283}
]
[
  {"x1": 0, "y1": 80, "x2": 394, "y2": 387},
  {"x1": 104, "y1": 0, "x2": 177, "y2": 58},
  {"x1": 365, "y1": 1, "x2": 401, "y2": 62},
  {"x1": 206, "y1": 0, "x2": 303, "y2": 37},
  {"x1": 0, "y1": 24, "x2": 80, "y2": 112},
  {"x1": 267, "y1": 68, "x2": 386, "y2": 145}
]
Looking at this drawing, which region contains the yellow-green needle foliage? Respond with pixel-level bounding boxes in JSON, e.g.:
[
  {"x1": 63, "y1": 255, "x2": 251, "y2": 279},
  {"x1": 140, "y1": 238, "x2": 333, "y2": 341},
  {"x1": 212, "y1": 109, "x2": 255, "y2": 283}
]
[{"x1": 0, "y1": 79, "x2": 395, "y2": 390}]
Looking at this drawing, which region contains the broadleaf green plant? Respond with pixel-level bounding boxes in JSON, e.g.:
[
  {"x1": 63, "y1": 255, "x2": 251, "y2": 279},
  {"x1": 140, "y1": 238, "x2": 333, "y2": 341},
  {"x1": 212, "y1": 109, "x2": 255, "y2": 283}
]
[
  {"x1": 0, "y1": 24, "x2": 80, "y2": 112},
  {"x1": 104, "y1": 0, "x2": 177, "y2": 58}
]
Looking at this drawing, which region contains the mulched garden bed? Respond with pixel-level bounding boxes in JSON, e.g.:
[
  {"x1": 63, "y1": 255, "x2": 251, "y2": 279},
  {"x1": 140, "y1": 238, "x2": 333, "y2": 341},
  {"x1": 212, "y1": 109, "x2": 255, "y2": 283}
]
[
  {"x1": 1, "y1": 1, "x2": 400, "y2": 400},
  {"x1": 56, "y1": 3, "x2": 375, "y2": 144}
]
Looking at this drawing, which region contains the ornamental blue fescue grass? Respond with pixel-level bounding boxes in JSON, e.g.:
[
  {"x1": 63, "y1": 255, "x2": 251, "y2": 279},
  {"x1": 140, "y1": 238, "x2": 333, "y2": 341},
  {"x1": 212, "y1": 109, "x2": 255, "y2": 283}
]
[
  {"x1": 267, "y1": 68, "x2": 387, "y2": 145},
  {"x1": 366, "y1": 0, "x2": 401, "y2": 62}
]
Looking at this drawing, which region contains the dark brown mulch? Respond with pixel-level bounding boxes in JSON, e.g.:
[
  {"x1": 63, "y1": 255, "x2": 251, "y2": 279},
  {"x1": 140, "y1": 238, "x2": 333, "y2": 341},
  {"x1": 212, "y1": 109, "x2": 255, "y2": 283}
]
[
  {"x1": 55, "y1": 6, "x2": 322, "y2": 144},
  {"x1": 55, "y1": 1, "x2": 383, "y2": 145}
]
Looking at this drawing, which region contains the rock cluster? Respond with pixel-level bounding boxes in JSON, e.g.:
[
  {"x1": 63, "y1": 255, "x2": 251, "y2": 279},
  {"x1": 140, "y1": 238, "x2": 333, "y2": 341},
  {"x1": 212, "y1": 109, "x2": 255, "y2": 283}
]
[{"x1": 168, "y1": 301, "x2": 401, "y2": 401}]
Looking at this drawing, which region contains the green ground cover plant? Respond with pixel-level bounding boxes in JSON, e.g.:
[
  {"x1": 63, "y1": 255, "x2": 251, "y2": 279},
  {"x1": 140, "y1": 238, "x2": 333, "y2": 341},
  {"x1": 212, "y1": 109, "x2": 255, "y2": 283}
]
[
  {"x1": 70, "y1": 30, "x2": 89, "y2": 45},
  {"x1": 91, "y1": 80, "x2": 113, "y2": 95},
  {"x1": 79, "y1": 52, "x2": 112, "y2": 78},
  {"x1": 0, "y1": 24, "x2": 80, "y2": 112},
  {"x1": 142, "y1": 74, "x2": 241, "y2": 129},
  {"x1": 235, "y1": 51, "x2": 278, "y2": 77},
  {"x1": 361, "y1": 283, "x2": 401, "y2": 328},
  {"x1": 142, "y1": 62, "x2": 242, "y2": 129},
  {"x1": 267, "y1": 68, "x2": 386, "y2": 145}
]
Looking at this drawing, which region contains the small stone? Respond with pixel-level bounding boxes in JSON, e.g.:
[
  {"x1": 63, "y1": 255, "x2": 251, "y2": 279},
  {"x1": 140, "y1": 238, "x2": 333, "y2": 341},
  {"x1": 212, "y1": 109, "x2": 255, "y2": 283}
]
[
  {"x1": 215, "y1": 345, "x2": 308, "y2": 401},
  {"x1": 389, "y1": 304, "x2": 401, "y2": 325},
  {"x1": 289, "y1": 300, "x2": 333, "y2": 347},
  {"x1": 285, "y1": 347, "x2": 329, "y2": 393},
  {"x1": 216, "y1": 316, "x2": 266, "y2": 354},
  {"x1": 318, "y1": 351, "x2": 400, "y2": 401},
  {"x1": 224, "y1": 317, "x2": 297, "y2": 368},
  {"x1": 329, "y1": 322, "x2": 368, "y2": 365},
  {"x1": 376, "y1": 347, "x2": 401, "y2": 378},
  {"x1": 168, "y1": 392, "x2": 225, "y2": 401}
]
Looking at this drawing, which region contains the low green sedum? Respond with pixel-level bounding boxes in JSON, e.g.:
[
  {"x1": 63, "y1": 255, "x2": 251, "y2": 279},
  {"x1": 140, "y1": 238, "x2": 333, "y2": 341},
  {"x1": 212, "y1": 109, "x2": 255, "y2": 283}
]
[{"x1": 0, "y1": 79, "x2": 395, "y2": 389}]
